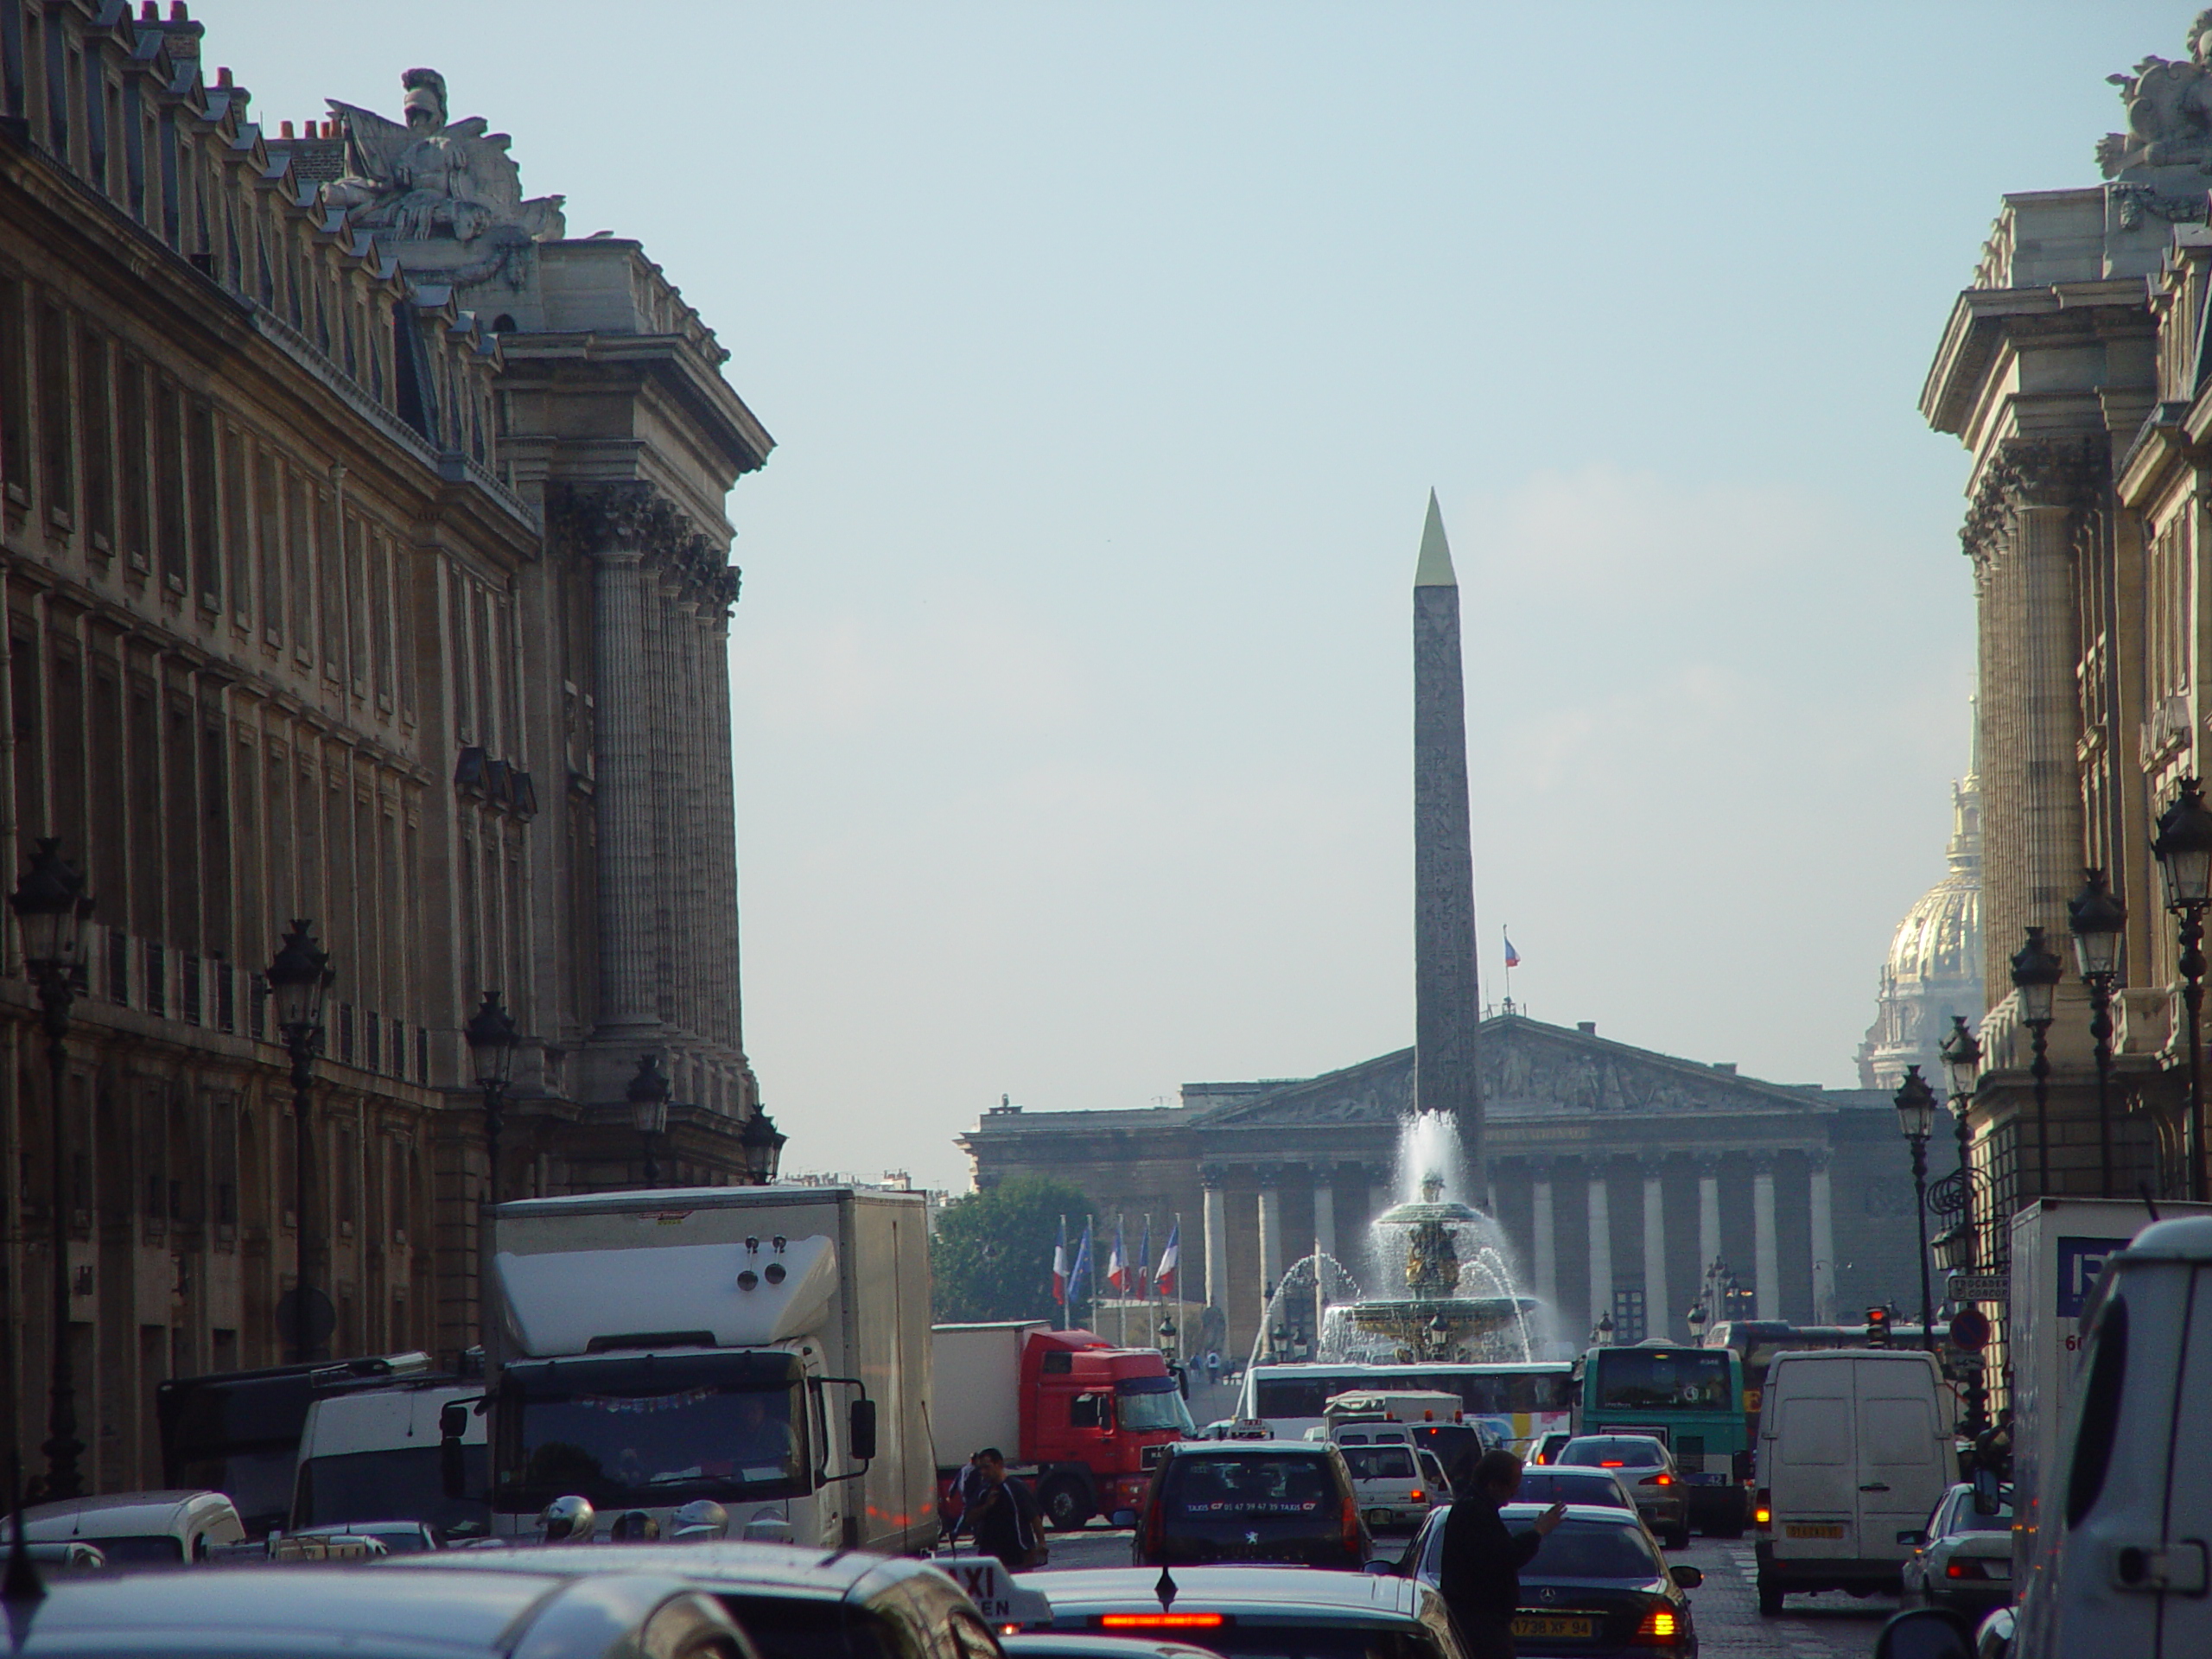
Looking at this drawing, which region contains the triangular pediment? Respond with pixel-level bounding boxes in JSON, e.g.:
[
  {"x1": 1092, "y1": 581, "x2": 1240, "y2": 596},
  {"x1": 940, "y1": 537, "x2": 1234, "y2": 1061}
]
[{"x1": 1190, "y1": 1015, "x2": 1826, "y2": 1129}]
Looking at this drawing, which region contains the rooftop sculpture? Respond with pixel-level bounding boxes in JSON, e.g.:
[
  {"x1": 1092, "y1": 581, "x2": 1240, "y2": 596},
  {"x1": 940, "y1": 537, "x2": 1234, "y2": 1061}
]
[
  {"x1": 2099, "y1": 10, "x2": 2212, "y2": 181},
  {"x1": 324, "y1": 68, "x2": 565, "y2": 286}
]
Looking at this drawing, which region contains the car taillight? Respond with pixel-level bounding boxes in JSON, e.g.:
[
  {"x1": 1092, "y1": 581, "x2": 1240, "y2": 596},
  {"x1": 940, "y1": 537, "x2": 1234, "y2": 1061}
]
[
  {"x1": 1141, "y1": 1495, "x2": 1165, "y2": 1558},
  {"x1": 1754, "y1": 1489, "x2": 1770, "y2": 1529},
  {"x1": 1641, "y1": 1473, "x2": 1671, "y2": 1487},
  {"x1": 1102, "y1": 1614, "x2": 1227, "y2": 1630},
  {"x1": 1630, "y1": 1604, "x2": 1681, "y2": 1645},
  {"x1": 1343, "y1": 1492, "x2": 1362, "y2": 1554},
  {"x1": 1600, "y1": 1460, "x2": 1625, "y2": 1468},
  {"x1": 1947, "y1": 1560, "x2": 1990, "y2": 1580},
  {"x1": 1408, "y1": 1489, "x2": 1425, "y2": 1503}
]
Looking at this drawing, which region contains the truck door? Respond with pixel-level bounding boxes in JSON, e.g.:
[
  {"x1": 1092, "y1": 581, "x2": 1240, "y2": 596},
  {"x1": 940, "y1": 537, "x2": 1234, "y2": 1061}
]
[
  {"x1": 1770, "y1": 1361, "x2": 1853, "y2": 1562},
  {"x1": 1852, "y1": 1361, "x2": 1942, "y2": 1569}
]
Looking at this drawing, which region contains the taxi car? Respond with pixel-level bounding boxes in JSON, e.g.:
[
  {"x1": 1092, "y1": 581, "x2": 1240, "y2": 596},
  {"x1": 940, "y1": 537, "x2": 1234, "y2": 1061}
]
[{"x1": 0, "y1": 1560, "x2": 751, "y2": 1659}]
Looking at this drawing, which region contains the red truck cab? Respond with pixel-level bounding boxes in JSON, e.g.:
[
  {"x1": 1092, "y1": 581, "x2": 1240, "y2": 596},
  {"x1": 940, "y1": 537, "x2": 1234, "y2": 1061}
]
[{"x1": 934, "y1": 1321, "x2": 1195, "y2": 1534}]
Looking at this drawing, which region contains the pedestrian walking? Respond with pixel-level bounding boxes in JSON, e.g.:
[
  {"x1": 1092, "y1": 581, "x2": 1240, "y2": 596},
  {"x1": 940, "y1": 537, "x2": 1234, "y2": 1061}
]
[
  {"x1": 965, "y1": 1446, "x2": 1047, "y2": 1571},
  {"x1": 1205, "y1": 1350, "x2": 1221, "y2": 1387},
  {"x1": 942, "y1": 1452, "x2": 989, "y2": 1547},
  {"x1": 1438, "y1": 1448, "x2": 1565, "y2": 1659}
]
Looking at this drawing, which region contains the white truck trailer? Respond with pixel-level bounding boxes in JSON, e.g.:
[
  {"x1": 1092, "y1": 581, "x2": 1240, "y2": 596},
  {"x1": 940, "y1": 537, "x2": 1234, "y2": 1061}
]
[
  {"x1": 2005, "y1": 1196, "x2": 2212, "y2": 1584},
  {"x1": 466, "y1": 1184, "x2": 934, "y2": 1552}
]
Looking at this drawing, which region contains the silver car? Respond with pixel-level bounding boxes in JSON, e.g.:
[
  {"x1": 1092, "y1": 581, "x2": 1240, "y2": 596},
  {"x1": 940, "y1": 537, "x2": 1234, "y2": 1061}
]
[
  {"x1": 1899, "y1": 1483, "x2": 2013, "y2": 1619},
  {"x1": 1554, "y1": 1434, "x2": 1688, "y2": 1548}
]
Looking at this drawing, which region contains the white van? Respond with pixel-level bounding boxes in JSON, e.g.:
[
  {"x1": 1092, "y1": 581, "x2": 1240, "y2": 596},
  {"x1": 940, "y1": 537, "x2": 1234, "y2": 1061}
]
[
  {"x1": 1325, "y1": 1419, "x2": 1434, "y2": 1530},
  {"x1": 1754, "y1": 1348, "x2": 1953, "y2": 1615},
  {"x1": 22, "y1": 1491, "x2": 245, "y2": 1565},
  {"x1": 2009, "y1": 1214, "x2": 2212, "y2": 1659},
  {"x1": 289, "y1": 1381, "x2": 490, "y2": 1544}
]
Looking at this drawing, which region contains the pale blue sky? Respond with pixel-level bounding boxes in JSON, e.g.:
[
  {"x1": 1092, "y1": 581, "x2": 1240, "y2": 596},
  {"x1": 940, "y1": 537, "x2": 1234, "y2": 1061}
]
[{"x1": 217, "y1": 2, "x2": 2176, "y2": 1188}]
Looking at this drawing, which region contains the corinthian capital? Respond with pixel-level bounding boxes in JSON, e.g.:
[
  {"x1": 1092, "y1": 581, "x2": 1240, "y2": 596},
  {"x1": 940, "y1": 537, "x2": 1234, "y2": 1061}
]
[{"x1": 1960, "y1": 435, "x2": 2109, "y2": 562}]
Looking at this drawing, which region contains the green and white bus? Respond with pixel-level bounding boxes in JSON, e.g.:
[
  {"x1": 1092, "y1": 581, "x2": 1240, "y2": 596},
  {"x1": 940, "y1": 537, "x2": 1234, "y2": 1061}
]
[{"x1": 1575, "y1": 1342, "x2": 1750, "y2": 1536}]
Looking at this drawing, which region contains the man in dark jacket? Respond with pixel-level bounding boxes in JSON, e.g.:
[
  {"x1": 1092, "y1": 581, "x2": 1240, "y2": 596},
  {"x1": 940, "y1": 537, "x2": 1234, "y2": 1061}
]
[
  {"x1": 965, "y1": 1447, "x2": 1045, "y2": 1571},
  {"x1": 1439, "y1": 1449, "x2": 1565, "y2": 1659}
]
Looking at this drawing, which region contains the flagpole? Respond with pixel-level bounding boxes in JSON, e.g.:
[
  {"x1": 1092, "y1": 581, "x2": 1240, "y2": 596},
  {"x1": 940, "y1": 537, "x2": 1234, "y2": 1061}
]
[
  {"x1": 1116, "y1": 1212, "x2": 1126, "y2": 1348},
  {"x1": 1060, "y1": 1213, "x2": 1069, "y2": 1330}
]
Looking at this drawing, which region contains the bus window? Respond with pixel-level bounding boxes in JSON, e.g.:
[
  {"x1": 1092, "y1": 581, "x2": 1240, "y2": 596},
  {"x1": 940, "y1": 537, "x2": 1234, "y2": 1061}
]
[{"x1": 1592, "y1": 1350, "x2": 1732, "y2": 1409}]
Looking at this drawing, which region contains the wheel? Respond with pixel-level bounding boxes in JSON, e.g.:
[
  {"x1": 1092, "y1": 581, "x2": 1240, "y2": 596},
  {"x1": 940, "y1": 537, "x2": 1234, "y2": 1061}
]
[
  {"x1": 1039, "y1": 1475, "x2": 1094, "y2": 1532},
  {"x1": 1757, "y1": 1573, "x2": 1783, "y2": 1617}
]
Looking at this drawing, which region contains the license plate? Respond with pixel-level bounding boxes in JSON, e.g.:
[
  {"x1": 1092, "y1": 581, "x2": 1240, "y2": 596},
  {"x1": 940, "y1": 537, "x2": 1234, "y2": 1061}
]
[
  {"x1": 1511, "y1": 1616, "x2": 1596, "y2": 1639},
  {"x1": 1786, "y1": 1523, "x2": 1846, "y2": 1539}
]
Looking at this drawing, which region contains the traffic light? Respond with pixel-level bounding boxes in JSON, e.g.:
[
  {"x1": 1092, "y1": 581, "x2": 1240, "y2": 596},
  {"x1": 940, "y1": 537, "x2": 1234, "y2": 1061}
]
[{"x1": 1866, "y1": 1306, "x2": 1891, "y2": 1347}]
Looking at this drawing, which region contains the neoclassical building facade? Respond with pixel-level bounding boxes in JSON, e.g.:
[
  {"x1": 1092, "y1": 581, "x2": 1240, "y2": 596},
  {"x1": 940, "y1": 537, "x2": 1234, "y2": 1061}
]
[
  {"x1": 0, "y1": 3, "x2": 772, "y2": 1491},
  {"x1": 960, "y1": 1014, "x2": 1924, "y2": 1362}
]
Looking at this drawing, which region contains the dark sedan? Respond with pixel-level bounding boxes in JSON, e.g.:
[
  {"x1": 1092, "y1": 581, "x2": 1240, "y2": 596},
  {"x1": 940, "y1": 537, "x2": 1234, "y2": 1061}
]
[
  {"x1": 1130, "y1": 1441, "x2": 1368, "y2": 1571},
  {"x1": 1402, "y1": 1503, "x2": 1701, "y2": 1656}
]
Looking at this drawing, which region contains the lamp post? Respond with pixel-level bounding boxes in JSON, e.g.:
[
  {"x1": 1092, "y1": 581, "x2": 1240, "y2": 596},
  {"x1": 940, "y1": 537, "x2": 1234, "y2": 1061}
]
[
  {"x1": 738, "y1": 1109, "x2": 785, "y2": 1187},
  {"x1": 465, "y1": 992, "x2": 519, "y2": 1205},
  {"x1": 1939, "y1": 1014, "x2": 1983, "y2": 1268},
  {"x1": 1893, "y1": 1065, "x2": 1938, "y2": 1354},
  {"x1": 627, "y1": 1053, "x2": 670, "y2": 1186},
  {"x1": 2068, "y1": 869, "x2": 2127, "y2": 1199},
  {"x1": 1592, "y1": 1311, "x2": 1615, "y2": 1348},
  {"x1": 2012, "y1": 927, "x2": 2063, "y2": 1198},
  {"x1": 1685, "y1": 1302, "x2": 1708, "y2": 1345},
  {"x1": 1158, "y1": 1314, "x2": 1178, "y2": 1363},
  {"x1": 267, "y1": 921, "x2": 334, "y2": 1363},
  {"x1": 11, "y1": 839, "x2": 93, "y2": 1502},
  {"x1": 2154, "y1": 777, "x2": 2212, "y2": 1202}
]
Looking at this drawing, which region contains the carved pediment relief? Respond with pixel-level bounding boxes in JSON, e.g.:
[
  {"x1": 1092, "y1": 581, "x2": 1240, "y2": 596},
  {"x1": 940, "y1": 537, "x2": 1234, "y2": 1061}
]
[{"x1": 1191, "y1": 1017, "x2": 1821, "y2": 1131}]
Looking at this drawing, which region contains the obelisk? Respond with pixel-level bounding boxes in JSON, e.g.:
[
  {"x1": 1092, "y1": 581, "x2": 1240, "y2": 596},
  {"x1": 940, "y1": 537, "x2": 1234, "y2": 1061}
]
[{"x1": 1413, "y1": 491, "x2": 1484, "y2": 1192}]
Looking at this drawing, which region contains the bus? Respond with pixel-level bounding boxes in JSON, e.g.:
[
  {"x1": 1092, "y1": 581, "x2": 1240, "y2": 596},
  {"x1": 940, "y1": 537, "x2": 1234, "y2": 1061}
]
[
  {"x1": 1235, "y1": 1362, "x2": 1575, "y2": 1452},
  {"x1": 1575, "y1": 1342, "x2": 1750, "y2": 1536}
]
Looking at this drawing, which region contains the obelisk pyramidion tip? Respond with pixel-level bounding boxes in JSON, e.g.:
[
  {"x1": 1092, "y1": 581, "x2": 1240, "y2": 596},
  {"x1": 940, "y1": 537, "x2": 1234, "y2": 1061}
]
[{"x1": 1414, "y1": 489, "x2": 1456, "y2": 588}]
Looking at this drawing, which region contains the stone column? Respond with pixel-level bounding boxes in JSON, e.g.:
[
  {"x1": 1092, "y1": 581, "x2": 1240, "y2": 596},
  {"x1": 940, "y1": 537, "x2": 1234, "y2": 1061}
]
[
  {"x1": 1587, "y1": 1162, "x2": 1612, "y2": 1339},
  {"x1": 1255, "y1": 1168, "x2": 1284, "y2": 1350},
  {"x1": 575, "y1": 486, "x2": 663, "y2": 1041},
  {"x1": 1530, "y1": 1160, "x2": 1557, "y2": 1309},
  {"x1": 1752, "y1": 1154, "x2": 1779, "y2": 1320},
  {"x1": 1808, "y1": 1150, "x2": 1836, "y2": 1325},
  {"x1": 1641, "y1": 1157, "x2": 1668, "y2": 1341},
  {"x1": 1312, "y1": 1173, "x2": 1337, "y2": 1266},
  {"x1": 1201, "y1": 1166, "x2": 1228, "y2": 1314},
  {"x1": 1697, "y1": 1156, "x2": 1721, "y2": 1287}
]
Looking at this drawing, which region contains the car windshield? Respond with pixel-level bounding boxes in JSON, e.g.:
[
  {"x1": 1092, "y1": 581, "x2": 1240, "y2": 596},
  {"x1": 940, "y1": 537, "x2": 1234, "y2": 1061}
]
[
  {"x1": 499, "y1": 1354, "x2": 807, "y2": 1509},
  {"x1": 1560, "y1": 1438, "x2": 1666, "y2": 1469},
  {"x1": 1342, "y1": 1446, "x2": 1417, "y2": 1481},
  {"x1": 72, "y1": 1534, "x2": 185, "y2": 1565},
  {"x1": 1516, "y1": 1518, "x2": 1665, "y2": 1580},
  {"x1": 294, "y1": 1446, "x2": 490, "y2": 1537},
  {"x1": 1590, "y1": 1350, "x2": 1732, "y2": 1410},
  {"x1": 1951, "y1": 1499, "x2": 2013, "y2": 1535},
  {"x1": 1117, "y1": 1384, "x2": 1197, "y2": 1435},
  {"x1": 1516, "y1": 1471, "x2": 1629, "y2": 1507},
  {"x1": 1162, "y1": 1454, "x2": 1337, "y2": 1521}
]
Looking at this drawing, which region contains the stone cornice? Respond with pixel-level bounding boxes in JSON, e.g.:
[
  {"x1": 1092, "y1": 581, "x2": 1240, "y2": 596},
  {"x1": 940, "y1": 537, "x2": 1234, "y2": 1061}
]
[{"x1": 1923, "y1": 280, "x2": 2155, "y2": 441}]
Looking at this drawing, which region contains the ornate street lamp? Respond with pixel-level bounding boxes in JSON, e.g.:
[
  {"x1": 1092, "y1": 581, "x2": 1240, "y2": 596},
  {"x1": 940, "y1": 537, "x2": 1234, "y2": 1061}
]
[
  {"x1": 267, "y1": 921, "x2": 334, "y2": 1363},
  {"x1": 2012, "y1": 926, "x2": 2063, "y2": 1198},
  {"x1": 627, "y1": 1053, "x2": 671, "y2": 1186},
  {"x1": 1158, "y1": 1313, "x2": 1178, "y2": 1363},
  {"x1": 1893, "y1": 1065, "x2": 1938, "y2": 1354},
  {"x1": 1936, "y1": 1015, "x2": 1982, "y2": 1271},
  {"x1": 739, "y1": 1109, "x2": 785, "y2": 1187},
  {"x1": 1685, "y1": 1302, "x2": 1708, "y2": 1344},
  {"x1": 2069, "y1": 869, "x2": 2127, "y2": 1198},
  {"x1": 11, "y1": 839, "x2": 93, "y2": 1501},
  {"x1": 1592, "y1": 1311, "x2": 1615, "y2": 1348},
  {"x1": 465, "y1": 992, "x2": 519, "y2": 1205},
  {"x1": 2155, "y1": 777, "x2": 2212, "y2": 1202}
]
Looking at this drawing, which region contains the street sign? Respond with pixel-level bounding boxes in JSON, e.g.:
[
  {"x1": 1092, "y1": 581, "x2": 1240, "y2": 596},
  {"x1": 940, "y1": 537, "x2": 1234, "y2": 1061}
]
[
  {"x1": 1949, "y1": 1306, "x2": 1992, "y2": 1351},
  {"x1": 1947, "y1": 1273, "x2": 2008, "y2": 1305}
]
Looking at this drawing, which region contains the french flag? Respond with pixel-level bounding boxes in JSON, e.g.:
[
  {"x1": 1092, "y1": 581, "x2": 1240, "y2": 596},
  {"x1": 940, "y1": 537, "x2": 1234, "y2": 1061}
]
[
  {"x1": 1155, "y1": 1221, "x2": 1180, "y2": 1299},
  {"x1": 1052, "y1": 1216, "x2": 1069, "y2": 1306},
  {"x1": 1137, "y1": 1217, "x2": 1153, "y2": 1299},
  {"x1": 1108, "y1": 1219, "x2": 1130, "y2": 1295},
  {"x1": 1504, "y1": 933, "x2": 1522, "y2": 969}
]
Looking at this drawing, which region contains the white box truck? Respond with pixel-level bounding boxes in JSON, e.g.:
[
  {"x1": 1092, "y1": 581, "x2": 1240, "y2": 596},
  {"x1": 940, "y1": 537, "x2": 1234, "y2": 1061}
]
[
  {"x1": 2006, "y1": 1197, "x2": 2212, "y2": 1587},
  {"x1": 467, "y1": 1184, "x2": 934, "y2": 1552}
]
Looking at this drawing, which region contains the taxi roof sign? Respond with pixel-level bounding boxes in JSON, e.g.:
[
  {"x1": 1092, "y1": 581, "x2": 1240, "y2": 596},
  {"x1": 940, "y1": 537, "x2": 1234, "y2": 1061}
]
[{"x1": 941, "y1": 1555, "x2": 1053, "y2": 1630}]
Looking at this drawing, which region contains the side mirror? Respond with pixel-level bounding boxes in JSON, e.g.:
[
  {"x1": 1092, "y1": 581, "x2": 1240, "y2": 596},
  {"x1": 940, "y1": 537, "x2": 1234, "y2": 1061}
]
[
  {"x1": 1972, "y1": 1466, "x2": 2005, "y2": 1516},
  {"x1": 1897, "y1": 1529, "x2": 1928, "y2": 1548},
  {"x1": 1109, "y1": 1510, "x2": 1137, "y2": 1529},
  {"x1": 1363, "y1": 1559, "x2": 1398, "y2": 1577},
  {"x1": 849, "y1": 1398, "x2": 878, "y2": 1463},
  {"x1": 1872, "y1": 1607, "x2": 1975, "y2": 1659},
  {"x1": 1669, "y1": 1565, "x2": 1702, "y2": 1588},
  {"x1": 440, "y1": 1402, "x2": 469, "y2": 1500}
]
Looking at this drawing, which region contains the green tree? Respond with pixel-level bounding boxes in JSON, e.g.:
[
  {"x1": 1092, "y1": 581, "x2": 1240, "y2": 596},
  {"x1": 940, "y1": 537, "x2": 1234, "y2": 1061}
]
[{"x1": 931, "y1": 1177, "x2": 1096, "y2": 1324}]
